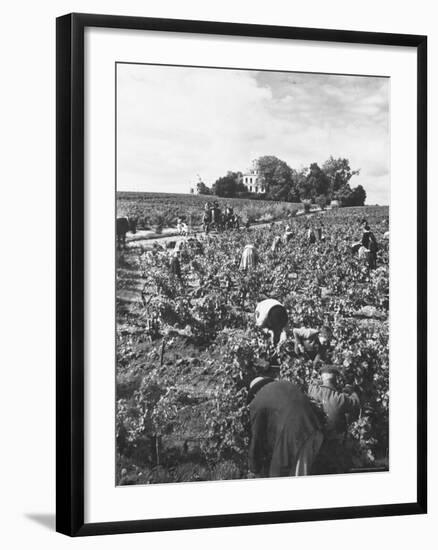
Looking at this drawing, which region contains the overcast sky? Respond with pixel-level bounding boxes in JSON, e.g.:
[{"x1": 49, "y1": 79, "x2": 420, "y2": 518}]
[{"x1": 117, "y1": 64, "x2": 390, "y2": 204}]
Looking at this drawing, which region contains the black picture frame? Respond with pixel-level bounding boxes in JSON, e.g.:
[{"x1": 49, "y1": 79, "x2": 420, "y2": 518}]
[{"x1": 56, "y1": 12, "x2": 427, "y2": 537}]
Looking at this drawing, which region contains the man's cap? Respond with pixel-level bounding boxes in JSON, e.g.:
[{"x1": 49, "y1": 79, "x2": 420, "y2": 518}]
[{"x1": 249, "y1": 376, "x2": 267, "y2": 389}]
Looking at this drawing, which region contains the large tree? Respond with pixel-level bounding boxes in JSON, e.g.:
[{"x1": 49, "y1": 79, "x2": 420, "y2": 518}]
[
  {"x1": 256, "y1": 156, "x2": 298, "y2": 201},
  {"x1": 212, "y1": 171, "x2": 245, "y2": 198},
  {"x1": 321, "y1": 156, "x2": 365, "y2": 206},
  {"x1": 322, "y1": 156, "x2": 360, "y2": 196},
  {"x1": 210, "y1": 155, "x2": 364, "y2": 205},
  {"x1": 334, "y1": 183, "x2": 367, "y2": 206},
  {"x1": 298, "y1": 162, "x2": 330, "y2": 200},
  {"x1": 347, "y1": 184, "x2": 367, "y2": 206},
  {"x1": 196, "y1": 180, "x2": 211, "y2": 195}
]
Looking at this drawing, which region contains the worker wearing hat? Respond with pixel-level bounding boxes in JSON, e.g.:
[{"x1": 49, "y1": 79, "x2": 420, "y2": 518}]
[
  {"x1": 255, "y1": 298, "x2": 288, "y2": 346},
  {"x1": 169, "y1": 249, "x2": 182, "y2": 281},
  {"x1": 292, "y1": 325, "x2": 331, "y2": 365},
  {"x1": 309, "y1": 365, "x2": 360, "y2": 474}
]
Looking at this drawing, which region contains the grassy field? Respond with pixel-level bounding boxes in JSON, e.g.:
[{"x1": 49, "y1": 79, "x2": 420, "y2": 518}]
[
  {"x1": 117, "y1": 191, "x2": 301, "y2": 230},
  {"x1": 116, "y1": 204, "x2": 389, "y2": 485}
]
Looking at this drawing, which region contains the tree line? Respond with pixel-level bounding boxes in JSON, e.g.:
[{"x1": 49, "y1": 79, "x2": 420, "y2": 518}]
[{"x1": 197, "y1": 155, "x2": 367, "y2": 207}]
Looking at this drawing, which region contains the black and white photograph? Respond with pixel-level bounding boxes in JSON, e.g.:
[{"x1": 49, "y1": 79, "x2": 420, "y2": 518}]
[
  {"x1": 115, "y1": 63, "x2": 390, "y2": 485},
  {"x1": 0, "y1": 0, "x2": 431, "y2": 545}
]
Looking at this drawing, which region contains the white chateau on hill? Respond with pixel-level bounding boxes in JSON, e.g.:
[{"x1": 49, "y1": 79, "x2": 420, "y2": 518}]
[{"x1": 240, "y1": 160, "x2": 266, "y2": 194}]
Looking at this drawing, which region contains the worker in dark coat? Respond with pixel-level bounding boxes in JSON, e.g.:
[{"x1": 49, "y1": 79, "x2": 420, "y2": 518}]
[
  {"x1": 169, "y1": 251, "x2": 182, "y2": 281},
  {"x1": 309, "y1": 366, "x2": 360, "y2": 474},
  {"x1": 360, "y1": 220, "x2": 378, "y2": 270},
  {"x1": 248, "y1": 378, "x2": 324, "y2": 478}
]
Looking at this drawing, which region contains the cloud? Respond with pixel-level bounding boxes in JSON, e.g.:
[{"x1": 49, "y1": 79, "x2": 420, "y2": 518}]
[{"x1": 117, "y1": 64, "x2": 390, "y2": 204}]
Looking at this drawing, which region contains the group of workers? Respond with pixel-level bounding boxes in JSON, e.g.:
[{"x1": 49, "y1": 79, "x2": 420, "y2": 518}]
[
  {"x1": 248, "y1": 366, "x2": 360, "y2": 478},
  {"x1": 203, "y1": 201, "x2": 241, "y2": 231},
  {"x1": 162, "y1": 215, "x2": 380, "y2": 477},
  {"x1": 249, "y1": 296, "x2": 361, "y2": 478},
  {"x1": 244, "y1": 218, "x2": 376, "y2": 477},
  {"x1": 240, "y1": 217, "x2": 379, "y2": 272}
]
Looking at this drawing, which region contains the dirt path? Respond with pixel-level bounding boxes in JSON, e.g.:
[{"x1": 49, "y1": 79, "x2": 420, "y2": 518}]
[
  {"x1": 123, "y1": 208, "x2": 328, "y2": 250},
  {"x1": 123, "y1": 218, "x2": 297, "y2": 250}
]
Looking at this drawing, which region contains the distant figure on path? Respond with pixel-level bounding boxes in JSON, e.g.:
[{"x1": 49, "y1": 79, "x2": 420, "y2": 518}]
[
  {"x1": 248, "y1": 378, "x2": 324, "y2": 477},
  {"x1": 240, "y1": 244, "x2": 258, "y2": 271},
  {"x1": 314, "y1": 222, "x2": 323, "y2": 242},
  {"x1": 306, "y1": 224, "x2": 316, "y2": 244},
  {"x1": 255, "y1": 298, "x2": 288, "y2": 345},
  {"x1": 177, "y1": 220, "x2": 188, "y2": 236},
  {"x1": 203, "y1": 210, "x2": 210, "y2": 234},
  {"x1": 116, "y1": 217, "x2": 137, "y2": 249},
  {"x1": 283, "y1": 225, "x2": 293, "y2": 244}
]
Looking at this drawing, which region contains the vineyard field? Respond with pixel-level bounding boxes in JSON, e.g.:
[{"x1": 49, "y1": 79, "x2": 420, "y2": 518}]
[
  {"x1": 116, "y1": 204, "x2": 389, "y2": 485},
  {"x1": 117, "y1": 191, "x2": 301, "y2": 230}
]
